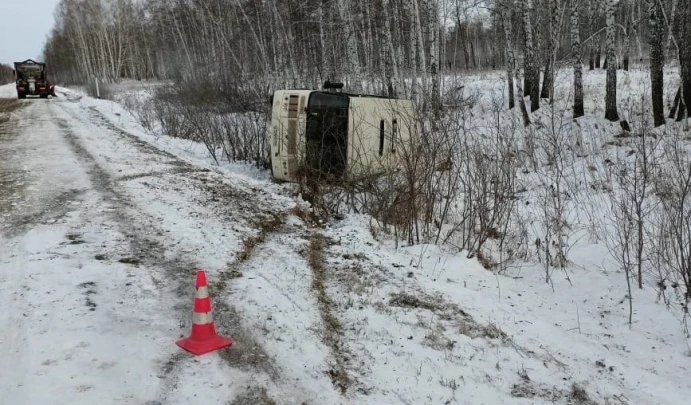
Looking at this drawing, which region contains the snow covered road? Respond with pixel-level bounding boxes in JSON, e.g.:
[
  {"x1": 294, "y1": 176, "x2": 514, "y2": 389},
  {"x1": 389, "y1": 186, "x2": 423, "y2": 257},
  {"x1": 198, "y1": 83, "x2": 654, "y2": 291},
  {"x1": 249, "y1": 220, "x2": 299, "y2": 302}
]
[{"x1": 0, "y1": 86, "x2": 340, "y2": 405}]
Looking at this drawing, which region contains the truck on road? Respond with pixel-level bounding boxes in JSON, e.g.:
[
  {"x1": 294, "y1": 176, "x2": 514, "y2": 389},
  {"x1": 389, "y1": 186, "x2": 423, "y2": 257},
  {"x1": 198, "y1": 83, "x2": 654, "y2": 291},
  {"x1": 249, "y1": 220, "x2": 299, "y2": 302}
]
[{"x1": 13, "y1": 59, "x2": 56, "y2": 99}]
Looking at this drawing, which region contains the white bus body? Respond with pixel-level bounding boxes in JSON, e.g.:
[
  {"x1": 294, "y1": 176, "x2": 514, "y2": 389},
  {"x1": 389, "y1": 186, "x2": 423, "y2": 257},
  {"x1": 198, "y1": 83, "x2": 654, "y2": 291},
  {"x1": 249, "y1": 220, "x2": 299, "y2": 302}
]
[{"x1": 269, "y1": 90, "x2": 415, "y2": 182}]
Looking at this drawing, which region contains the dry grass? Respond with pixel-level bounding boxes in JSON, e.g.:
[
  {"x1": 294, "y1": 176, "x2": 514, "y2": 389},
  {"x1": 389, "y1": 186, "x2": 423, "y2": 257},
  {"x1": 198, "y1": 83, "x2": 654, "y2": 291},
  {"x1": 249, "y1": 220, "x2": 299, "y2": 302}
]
[
  {"x1": 390, "y1": 292, "x2": 444, "y2": 312},
  {"x1": 568, "y1": 383, "x2": 599, "y2": 405},
  {"x1": 216, "y1": 212, "x2": 286, "y2": 291},
  {"x1": 0, "y1": 98, "x2": 22, "y2": 113},
  {"x1": 0, "y1": 99, "x2": 23, "y2": 125},
  {"x1": 234, "y1": 213, "x2": 285, "y2": 263},
  {"x1": 510, "y1": 379, "x2": 600, "y2": 405},
  {"x1": 227, "y1": 386, "x2": 277, "y2": 405},
  {"x1": 389, "y1": 291, "x2": 509, "y2": 343},
  {"x1": 288, "y1": 205, "x2": 320, "y2": 227}
]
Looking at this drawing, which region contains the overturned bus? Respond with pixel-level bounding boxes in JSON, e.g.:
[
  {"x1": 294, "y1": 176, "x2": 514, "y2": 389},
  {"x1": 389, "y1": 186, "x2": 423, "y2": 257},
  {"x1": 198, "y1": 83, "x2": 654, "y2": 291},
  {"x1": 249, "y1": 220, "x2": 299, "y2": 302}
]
[{"x1": 269, "y1": 85, "x2": 416, "y2": 183}]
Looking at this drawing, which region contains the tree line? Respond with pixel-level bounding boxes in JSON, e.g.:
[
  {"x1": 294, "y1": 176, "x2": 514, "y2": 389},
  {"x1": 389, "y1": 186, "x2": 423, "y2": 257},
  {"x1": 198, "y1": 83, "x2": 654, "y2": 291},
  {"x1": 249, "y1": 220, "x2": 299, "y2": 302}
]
[
  {"x1": 499, "y1": 0, "x2": 690, "y2": 126},
  {"x1": 0, "y1": 63, "x2": 14, "y2": 84},
  {"x1": 43, "y1": 0, "x2": 690, "y2": 121}
]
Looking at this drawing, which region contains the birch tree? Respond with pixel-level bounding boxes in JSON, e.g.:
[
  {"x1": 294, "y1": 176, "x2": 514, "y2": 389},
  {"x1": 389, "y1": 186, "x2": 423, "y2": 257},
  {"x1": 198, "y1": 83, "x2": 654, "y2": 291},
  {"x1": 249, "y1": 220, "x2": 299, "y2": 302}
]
[
  {"x1": 381, "y1": 0, "x2": 400, "y2": 96},
  {"x1": 428, "y1": 0, "x2": 441, "y2": 112},
  {"x1": 605, "y1": 0, "x2": 620, "y2": 122},
  {"x1": 541, "y1": 0, "x2": 562, "y2": 101},
  {"x1": 337, "y1": 0, "x2": 362, "y2": 88},
  {"x1": 42, "y1": 0, "x2": 685, "y2": 124},
  {"x1": 588, "y1": 0, "x2": 596, "y2": 70},
  {"x1": 523, "y1": 0, "x2": 540, "y2": 112},
  {"x1": 501, "y1": 1, "x2": 516, "y2": 110},
  {"x1": 649, "y1": 0, "x2": 665, "y2": 127},
  {"x1": 679, "y1": 0, "x2": 691, "y2": 119},
  {"x1": 572, "y1": 0, "x2": 584, "y2": 118}
]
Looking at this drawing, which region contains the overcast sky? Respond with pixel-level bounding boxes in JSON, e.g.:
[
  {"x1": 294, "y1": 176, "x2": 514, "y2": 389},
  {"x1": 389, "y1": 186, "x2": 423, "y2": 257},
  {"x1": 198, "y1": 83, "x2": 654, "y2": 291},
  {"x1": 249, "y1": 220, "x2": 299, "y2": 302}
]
[{"x1": 0, "y1": 0, "x2": 61, "y2": 65}]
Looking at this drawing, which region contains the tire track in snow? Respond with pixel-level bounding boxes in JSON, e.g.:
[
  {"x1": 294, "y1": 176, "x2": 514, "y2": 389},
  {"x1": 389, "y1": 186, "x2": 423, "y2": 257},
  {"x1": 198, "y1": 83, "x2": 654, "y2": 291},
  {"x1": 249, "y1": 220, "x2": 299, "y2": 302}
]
[
  {"x1": 54, "y1": 101, "x2": 328, "y2": 403},
  {"x1": 50, "y1": 106, "x2": 224, "y2": 401},
  {"x1": 0, "y1": 103, "x2": 84, "y2": 238},
  {"x1": 210, "y1": 214, "x2": 347, "y2": 404},
  {"x1": 305, "y1": 233, "x2": 356, "y2": 395}
]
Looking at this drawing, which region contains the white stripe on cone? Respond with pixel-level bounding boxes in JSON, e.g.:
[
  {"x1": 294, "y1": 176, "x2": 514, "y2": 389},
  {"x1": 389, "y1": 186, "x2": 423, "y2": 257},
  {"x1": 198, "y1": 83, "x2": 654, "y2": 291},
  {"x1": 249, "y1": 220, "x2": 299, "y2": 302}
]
[
  {"x1": 195, "y1": 286, "x2": 209, "y2": 298},
  {"x1": 193, "y1": 312, "x2": 214, "y2": 324}
]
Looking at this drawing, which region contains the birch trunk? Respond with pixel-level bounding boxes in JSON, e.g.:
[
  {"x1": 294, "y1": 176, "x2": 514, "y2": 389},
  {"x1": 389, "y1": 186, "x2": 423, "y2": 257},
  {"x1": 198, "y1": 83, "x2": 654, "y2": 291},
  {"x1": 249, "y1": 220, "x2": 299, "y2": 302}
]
[
  {"x1": 649, "y1": 0, "x2": 665, "y2": 127},
  {"x1": 407, "y1": 0, "x2": 419, "y2": 99},
  {"x1": 381, "y1": 0, "x2": 399, "y2": 96},
  {"x1": 501, "y1": 2, "x2": 516, "y2": 110},
  {"x1": 516, "y1": 66, "x2": 531, "y2": 126},
  {"x1": 541, "y1": 0, "x2": 562, "y2": 101},
  {"x1": 523, "y1": 0, "x2": 539, "y2": 111},
  {"x1": 336, "y1": 0, "x2": 361, "y2": 88},
  {"x1": 679, "y1": 0, "x2": 691, "y2": 120},
  {"x1": 666, "y1": 0, "x2": 678, "y2": 61},
  {"x1": 428, "y1": 0, "x2": 441, "y2": 111},
  {"x1": 588, "y1": 0, "x2": 595, "y2": 70},
  {"x1": 392, "y1": 0, "x2": 406, "y2": 92},
  {"x1": 572, "y1": 0, "x2": 584, "y2": 118},
  {"x1": 605, "y1": 0, "x2": 619, "y2": 121},
  {"x1": 413, "y1": 0, "x2": 426, "y2": 93},
  {"x1": 623, "y1": 4, "x2": 632, "y2": 71}
]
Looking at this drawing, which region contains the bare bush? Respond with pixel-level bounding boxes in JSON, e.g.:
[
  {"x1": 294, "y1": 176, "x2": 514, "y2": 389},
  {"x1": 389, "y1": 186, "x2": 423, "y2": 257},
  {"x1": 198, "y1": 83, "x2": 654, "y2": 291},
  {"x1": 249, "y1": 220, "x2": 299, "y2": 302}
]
[
  {"x1": 602, "y1": 137, "x2": 659, "y2": 324},
  {"x1": 218, "y1": 112, "x2": 269, "y2": 167},
  {"x1": 521, "y1": 102, "x2": 591, "y2": 287},
  {"x1": 84, "y1": 78, "x2": 114, "y2": 100},
  {"x1": 124, "y1": 83, "x2": 271, "y2": 168},
  {"x1": 297, "y1": 91, "x2": 520, "y2": 267},
  {"x1": 119, "y1": 92, "x2": 157, "y2": 132},
  {"x1": 654, "y1": 134, "x2": 691, "y2": 312},
  {"x1": 589, "y1": 97, "x2": 663, "y2": 325}
]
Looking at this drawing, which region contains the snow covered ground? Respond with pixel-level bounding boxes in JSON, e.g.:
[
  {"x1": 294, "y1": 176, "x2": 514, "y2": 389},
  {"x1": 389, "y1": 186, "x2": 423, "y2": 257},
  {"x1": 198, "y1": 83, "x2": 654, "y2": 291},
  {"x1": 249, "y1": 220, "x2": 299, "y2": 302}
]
[{"x1": 1, "y1": 65, "x2": 690, "y2": 405}]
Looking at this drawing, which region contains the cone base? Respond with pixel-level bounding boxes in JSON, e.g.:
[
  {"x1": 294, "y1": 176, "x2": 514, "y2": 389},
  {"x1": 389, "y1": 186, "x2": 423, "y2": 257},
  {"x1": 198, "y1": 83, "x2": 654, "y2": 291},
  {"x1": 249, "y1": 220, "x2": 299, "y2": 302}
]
[{"x1": 176, "y1": 335, "x2": 232, "y2": 356}]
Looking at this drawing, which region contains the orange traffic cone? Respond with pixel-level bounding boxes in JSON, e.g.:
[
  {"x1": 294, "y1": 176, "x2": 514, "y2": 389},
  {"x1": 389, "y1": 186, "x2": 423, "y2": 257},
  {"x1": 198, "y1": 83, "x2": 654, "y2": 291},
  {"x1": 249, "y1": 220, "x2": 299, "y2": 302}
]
[{"x1": 176, "y1": 269, "x2": 232, "y2": 355}]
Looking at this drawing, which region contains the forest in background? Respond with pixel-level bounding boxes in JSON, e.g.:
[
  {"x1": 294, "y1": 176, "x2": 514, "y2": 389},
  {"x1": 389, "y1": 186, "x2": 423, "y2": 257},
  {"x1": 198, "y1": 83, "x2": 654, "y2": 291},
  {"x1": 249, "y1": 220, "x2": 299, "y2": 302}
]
[
  {"x1": 0, "y1": 63, "x2": 14, "y2": 84},
  {"x1": 42, "y1": 0, "x2": 690, "y2": 120}
]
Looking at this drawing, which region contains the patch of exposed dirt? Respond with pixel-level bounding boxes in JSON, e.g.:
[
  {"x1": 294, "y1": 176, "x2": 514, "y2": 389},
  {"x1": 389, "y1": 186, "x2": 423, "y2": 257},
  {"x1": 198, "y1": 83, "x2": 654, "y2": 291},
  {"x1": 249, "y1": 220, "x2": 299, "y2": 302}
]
[
  {"x1": 0, "y1": 105, "x2": 29, "y2": 231},
  {"x1": 116, "y1": 167, "x2": 211, "y2": 182},
  {"x1": 78, "y1": 281, "x2": 98, "y2": 311},
  {"x1": 0, "y1": 99, "x2": 24, "y2": 124},
  {"x1": 389, "y1": 292, "x2": 445, "y2": 312},
  {"x1": 227, "y1": 386, "x2": 278, "y2": 405},
  {"x1": 1, "y1": 187, "x2": 85, "y2": 238},
  {"x1": 510, "y1": 378, "x2": 601, "y2": 405},
  {"x1": 66, "y1": 233, "x2": 86, "y2": 245},
  {"x1": 214, "y1": 212, "x2": 287, "y2": 377},
  {"x1": 213, "y1": 301, "x2": 277, "y2": 375},
  {"x1": 510, "y1": 379, "x2": 564, "y2": 402},
  {"x1": 306, "y1": 233, "x2": 353, "y2": 395},
  {"x1": 118, "y1": 257, "x2": 142, "y2": 265},
  {"x1": 388, "y1": 290, "x2": 509, "y2": 342}
]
